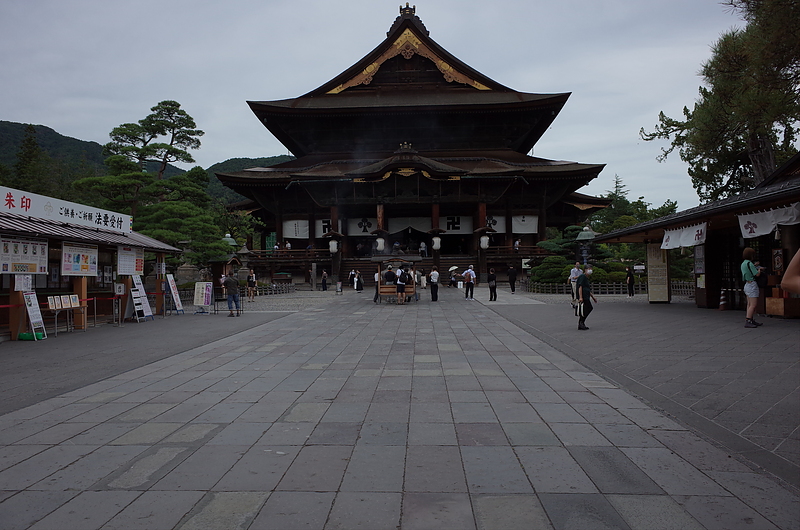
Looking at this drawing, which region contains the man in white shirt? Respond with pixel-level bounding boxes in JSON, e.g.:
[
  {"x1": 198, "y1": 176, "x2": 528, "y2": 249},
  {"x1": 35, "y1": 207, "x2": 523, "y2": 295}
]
[
  {"x1": 429, "y1": 266, "x2": 440, "y2": 301},
  {"x1": 373, "y1": 270, "x2": 381, "y2": 303},
  {"x1": 463, "y1": 265, "x2": 476, "y2": 300},
  {"x1": 568, "y1": 262, "x2": 582, "y2": 309}
]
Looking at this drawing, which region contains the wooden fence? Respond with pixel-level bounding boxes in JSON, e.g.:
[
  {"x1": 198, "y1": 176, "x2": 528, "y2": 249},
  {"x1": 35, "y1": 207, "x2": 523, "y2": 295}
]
[{"x1": 525, "y1": 281, "x2": 694, "y2": 296}]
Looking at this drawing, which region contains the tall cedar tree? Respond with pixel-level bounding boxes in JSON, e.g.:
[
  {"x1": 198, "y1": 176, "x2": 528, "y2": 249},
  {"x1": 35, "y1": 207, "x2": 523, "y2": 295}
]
[{"x1": 640, "y1": 0, "x2": 799, "y2": 202}]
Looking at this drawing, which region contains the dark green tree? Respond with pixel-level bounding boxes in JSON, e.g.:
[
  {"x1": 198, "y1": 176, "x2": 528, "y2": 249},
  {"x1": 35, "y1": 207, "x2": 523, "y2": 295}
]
[
  {"x1": 11, "y1": 124, "x2": 53, "y2": 194},
  {"x1": 104, "y1": 100, "x2": 204, "y2": 180},
  {"x1": 73, "y1": 155, "x2": 156, "y2": 218},
  {"x1": 640, "y1": 0, "x2": 799, "y2": 201},
  {"x1": 134, "y1": 167, "x2": 231, "y2": 266}
]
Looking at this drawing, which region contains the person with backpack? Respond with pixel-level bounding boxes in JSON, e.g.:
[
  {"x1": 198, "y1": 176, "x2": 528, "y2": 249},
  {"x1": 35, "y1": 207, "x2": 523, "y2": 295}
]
[
  {"x1": 463, "y1": 265, "x2": 476, "y2": 300},
  {"x1": 396, "y1": 265, "x2": 408, "y2": 305}
]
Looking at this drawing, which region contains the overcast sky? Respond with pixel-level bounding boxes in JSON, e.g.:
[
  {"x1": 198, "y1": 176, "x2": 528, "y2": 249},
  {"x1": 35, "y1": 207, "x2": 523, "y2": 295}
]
[{"x1": 0, "y1": 0, "x2": 742, "y2": 212}]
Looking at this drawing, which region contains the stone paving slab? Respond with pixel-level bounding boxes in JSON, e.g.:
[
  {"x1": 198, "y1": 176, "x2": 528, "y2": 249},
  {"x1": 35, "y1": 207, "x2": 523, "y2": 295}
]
[{"x1": 0, "y1": 286, "x2": 797, "y2": 529}]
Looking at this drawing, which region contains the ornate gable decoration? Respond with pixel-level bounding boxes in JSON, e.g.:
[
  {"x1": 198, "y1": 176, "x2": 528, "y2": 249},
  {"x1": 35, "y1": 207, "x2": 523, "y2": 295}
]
[{"x1": 327, "y1": 25, "x2": 491, "y2": 94}]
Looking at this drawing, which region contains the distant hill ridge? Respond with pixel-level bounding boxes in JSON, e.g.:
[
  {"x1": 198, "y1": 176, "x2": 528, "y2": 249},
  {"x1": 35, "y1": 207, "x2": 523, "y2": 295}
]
[{"x1": 0, "y1": 120, "x2": 293, "y2": 203}]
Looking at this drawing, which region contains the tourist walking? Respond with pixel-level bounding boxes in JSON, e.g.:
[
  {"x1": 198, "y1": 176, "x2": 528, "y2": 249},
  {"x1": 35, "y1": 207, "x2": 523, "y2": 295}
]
[
  {"x1": 429, "y1": 266, "x2": 439, "y2": 301},
  {"x1": 568, "y1": 262, "x2": 582, "y2": 309},
  {"x1": 354, "y1": 270, "x2": 363, "y2": 292},
  {"x1": 576, "y1": 266, "x2": 597, "y2": 330},
  {"x1": 507, "y1": 264, "x2": 517, "y2": 294},
  {"x1": 625, "y1": 266, "x2": 635, "y2": 297},
  {"x1": 741, "y1": 247, "x2": 763, "y2": 328},
  {"x1": 488, "y1": 268, "x2": 497, "y2": 301},
  {"x1": 321, "y1": 269, "x2": 328, "y2": 291},
  {"x1": 222, "y1": 273, "x2": 241, "y2": 317},
  {"x1": 463, "y1": 265, "x2": 476, "y2": 300},
  {"x1": 373, "y1": 269, "x2": 381, "y2": 303},
  {"x1": 246, "y1": 269, "x2": 257, "y2": 302}
]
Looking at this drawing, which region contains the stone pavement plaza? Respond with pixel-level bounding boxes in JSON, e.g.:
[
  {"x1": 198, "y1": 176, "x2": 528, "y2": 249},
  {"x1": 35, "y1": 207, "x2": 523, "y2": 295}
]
[{"x1": 0, "y1": 287, "x2": 797, "y2": 529}]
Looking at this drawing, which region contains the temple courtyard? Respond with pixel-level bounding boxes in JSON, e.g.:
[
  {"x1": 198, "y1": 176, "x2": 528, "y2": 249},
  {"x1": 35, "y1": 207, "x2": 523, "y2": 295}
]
[{"x1": 0, "y1": 286, "x2": 797, "y2": 529}]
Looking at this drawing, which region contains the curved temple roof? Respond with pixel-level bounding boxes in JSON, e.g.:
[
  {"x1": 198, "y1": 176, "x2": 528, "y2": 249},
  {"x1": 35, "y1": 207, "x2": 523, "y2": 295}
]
[{"x1": 247, "y1": 5, "x2": 572, "y2": 158}]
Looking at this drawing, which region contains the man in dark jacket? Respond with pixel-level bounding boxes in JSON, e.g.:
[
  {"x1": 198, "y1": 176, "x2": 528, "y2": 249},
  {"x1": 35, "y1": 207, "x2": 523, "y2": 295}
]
[
  {"x1": 222, "y1": 274, "x2": 241, "y2": 317},
  {"x1": 576, "y1": 266, "x2": 598, "y2": 330},
  {"x1": 507, "y1": 265, "x2": 518, "y2": 294}
]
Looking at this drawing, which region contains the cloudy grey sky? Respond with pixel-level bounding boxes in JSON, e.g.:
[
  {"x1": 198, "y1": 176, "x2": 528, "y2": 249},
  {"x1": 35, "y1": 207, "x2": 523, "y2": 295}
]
[{"x1": 1, "y1": 0, "x2": 741, "y2": 212}]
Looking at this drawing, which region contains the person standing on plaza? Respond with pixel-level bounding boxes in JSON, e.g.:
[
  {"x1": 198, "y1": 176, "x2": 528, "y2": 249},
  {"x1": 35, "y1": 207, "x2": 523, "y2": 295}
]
[
  {"x1": 222, "y1": 273, "x2": 241, "y2": 317},
  {"x1": 625, "y1": 266, "x2": 635, "y2": 297},
  {"x1": 576, "y1": 266, "x2": 597, "y2": 330},
  {"x1": 384, "y1": 264, "x2": 396, "y2": 285},
  {"x1": 412, "y1": 266, "x2": 420, "y2": 301},
  {"x1": 354, "y1": 270, "x2": 363, "y2": 292},
  {"x1": 419, "y1": 267, "x2": 426, "y2": 289},
  {"x1": 321, "y1": 269, "x2": 328, "y2": 291},
  {"x1": 429, "y1": 266, "x2": 440, "y2": 301},
  {"x1": 246, "y1": 269, "x2": 257, "y2": 302},
  {"x1": 348, "y1": 269, "x2": 356, "y2": 288},
  {"x1": 488, "y1": 268, "x2": 497, "y2": 301},
  {"x1": 568, "y1": 262, "x2": 582, "y2": 309},
  {"x1": 396, "y1": 265, "x2": 408, "y2": 305},
  {"x1": 463, "y1": 265, "x2": 476, "y2": 300},
  {"x1": 507, "y1": 264, "x2": 517, "y2": 294},
  {"x1": 373, "y1": 269, "x2": 381, "y2": 303},
  {"x1": 741, "y1": 247, "x2": 763, "y2": 328}
]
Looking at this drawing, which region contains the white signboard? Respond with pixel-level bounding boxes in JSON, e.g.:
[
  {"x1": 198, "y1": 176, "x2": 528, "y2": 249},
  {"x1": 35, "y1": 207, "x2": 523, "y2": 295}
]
[
  {"x1": 511, "y1": 215, "x2": 539, "y2": 234},
  {"x1": 1, "y1": 236, "x2": 48, "y2": 274},
  {"x1": 131, "y1": 275, "x2": 153, "y2": 318},
  {"x1": 117, "y1": 246, "x2": 145, "y2": 276},
  {"x1": 1, "y1": 185, "x2": 132, "y2": 233},
  {"x1": 647, "y1": 243, "x2": 670, "y2": 303},
  {"x1": 194, "y1": 282, "x2": 213, "y2": 306},
  {"x1": 61, "y1": 242, "x2": 98, "y2": 277},
  {"x1": 14, "y1": 275, "x2": 32, "y2": 291},
  {"x1": 282, "y1": 219, "x2": 341, "y2": 239},
  {"x1": 166, "y1": 274, "x2": 184, "y2": 312},
  {"x1": 23, "y1": 291, "x2": 46, "y2": 337}
]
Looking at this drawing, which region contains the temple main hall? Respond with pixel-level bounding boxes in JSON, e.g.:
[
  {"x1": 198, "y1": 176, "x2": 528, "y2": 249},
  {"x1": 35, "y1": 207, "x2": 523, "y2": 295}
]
[{"x1": 217, "y1": 4, "x2": 607, "y2": 279}]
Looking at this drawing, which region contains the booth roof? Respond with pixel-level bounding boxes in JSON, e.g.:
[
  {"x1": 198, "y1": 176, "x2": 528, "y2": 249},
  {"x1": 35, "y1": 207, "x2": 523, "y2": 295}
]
[{"x1": 0, "y1": 210, "x2": 180, "y2": 253}]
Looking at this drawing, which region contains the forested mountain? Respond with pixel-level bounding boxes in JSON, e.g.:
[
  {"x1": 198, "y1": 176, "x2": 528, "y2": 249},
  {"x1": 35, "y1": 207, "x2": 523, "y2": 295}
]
[
  {"x1": 0, "y1": 120, "x2": 183, "y2": 182},
  {"x1": 0, "y1": 120, "x2": 106, "y2": 169},
  {"x1": 0, "y1": 120, "x2": 290, "y2": 202}
]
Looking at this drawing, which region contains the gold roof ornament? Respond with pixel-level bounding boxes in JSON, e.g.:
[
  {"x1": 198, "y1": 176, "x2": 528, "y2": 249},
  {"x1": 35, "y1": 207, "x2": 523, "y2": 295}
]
[{"x1": 400, "y1": 3, "x2": 416, "y2": 16}]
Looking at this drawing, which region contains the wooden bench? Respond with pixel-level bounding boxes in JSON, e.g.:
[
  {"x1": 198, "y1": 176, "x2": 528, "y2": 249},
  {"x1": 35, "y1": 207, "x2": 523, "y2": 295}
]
[{"x1": 377, "y1": 283, "x2": 417, "y2": 303}]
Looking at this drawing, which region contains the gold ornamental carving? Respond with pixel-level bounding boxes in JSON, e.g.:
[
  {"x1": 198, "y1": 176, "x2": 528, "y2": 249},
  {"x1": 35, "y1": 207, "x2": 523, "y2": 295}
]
[{"x1": 327, "y1": 28, "x2": 490, "y2": 94}]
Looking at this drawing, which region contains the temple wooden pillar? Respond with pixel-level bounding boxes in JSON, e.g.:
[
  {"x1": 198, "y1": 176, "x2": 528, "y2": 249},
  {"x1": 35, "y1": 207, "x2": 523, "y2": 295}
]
[
  {"x1": 505, "y1": 200, "x2": 513, "y2": 248},
  {"x1": 330, "y1": 206, "x2": 341, "y2": 281},
  {"x1": 538, "y1": 193, "x2": 548, "y2": 242},
  {"x1": 72, "y1": 276, "x2": 88, "y2": 330},
  {"x1": 155, "y1": 252, "x2": 165, "y2": 315},
  {"x1": 9, "y1": 290, "x2": 24, "y2": 340},
  {"x1": 377, "y1": 204, "x2": 385, "y2": 231},
  {"x1": 308, "y1": 209, "x2": 316, "y2": 249},
  {"x1": 275, "y1": 212, "x2": 284, "y2": 246}
]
